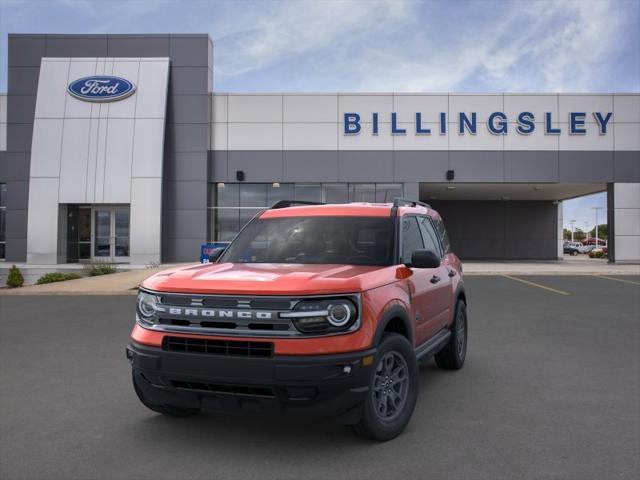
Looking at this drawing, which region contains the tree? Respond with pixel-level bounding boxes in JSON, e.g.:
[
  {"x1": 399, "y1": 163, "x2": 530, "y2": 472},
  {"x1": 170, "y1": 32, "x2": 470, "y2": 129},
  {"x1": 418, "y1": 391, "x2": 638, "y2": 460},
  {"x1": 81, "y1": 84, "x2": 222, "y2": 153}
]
[
  {"x1": 589, "y1": 224, "x2": 608, "y2": 241},
  {"x1": 6, "y1": 265, "x2": 24, "y2": 288},
  {"x1": 573, "y1": 228, "x2": 586, "y2": 242}
]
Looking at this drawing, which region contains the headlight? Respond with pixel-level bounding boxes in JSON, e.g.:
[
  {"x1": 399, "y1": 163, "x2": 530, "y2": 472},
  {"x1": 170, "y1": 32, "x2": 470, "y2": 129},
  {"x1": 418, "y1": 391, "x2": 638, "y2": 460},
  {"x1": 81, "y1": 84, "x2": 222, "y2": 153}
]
[
  {"x1": 136, "y1": 290, "x2": 160, "y2": 325},
  {"x1": 281, "y1": 297, "x2": 358, "y2": 334}
]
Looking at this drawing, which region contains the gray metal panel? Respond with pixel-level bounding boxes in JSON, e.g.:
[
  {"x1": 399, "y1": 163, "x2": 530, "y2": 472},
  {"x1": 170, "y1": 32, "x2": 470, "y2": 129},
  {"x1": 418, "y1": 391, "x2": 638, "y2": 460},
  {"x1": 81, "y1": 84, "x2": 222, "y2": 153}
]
[
  {"x1": 107, "y1": 35, "x2": 170, "y2": 57},
  {"x1": 169, "y1": 67, "x2": 210, "y2": 95},
  {"x1": 2, "y1": 154, "x2": 30, "y2": 181},
  {"x1": 164, "y1": 209, "x2": 208, "y2": 239},
  {"x1": 8, "y1": 35, "x2": 45, "y2": 67},
  {"x1": 429, "y1": 200, "x2": 557, "y2": 260},
  {"x1": 46, "y1": 36, "x2": 108, "y2": 57},
  {"x1": 6, "y1": 124, "x2": 33, "y2": 153},
  {"x1": 5, "y1": 234, "x2": 27, "y2": 262},
  {"x1": 165, "y1": 180, "x2": 208, "y2": 210},
  {"x1": 209, "y1": 151, "x2": 228, "y2": 182},
  {"x1": 7, "y1": 67, "x2": 40, "y2": 95},
  {"x1": 166, "y1": 124, "x2": 209, "y2": 153},
  {"x1": 6, "y1": 208, "x2": 28, "y2": 239},
  {"x1": 394, "y1": 151, "x2": 449, "y2": 182},
  {"x1": 164, "y1": 152, "x2": 208, "y2": 181},
  {"x1": 504, "y1": 151, "x2": 559, "y2": 182},
  {"x1": 228, "y1": 151, "x2": 283, "y2": 182},
  {"x1": 6, "y1": 95, "x2": 36, "y2": 124},
  {"x1": 449, "y1": 151, "x2": 504, "y2": 182},
  {"x1": 283, "y1": 151, "x2": 339, "y2": 182},
  {"x1": 169, "y1": 36, "x2": 211, "y2": 67},
  {"x1": 607, "y1": 183, "x2": 616, "y2": 261},
  {"x1": 559, "y1": 151, "x2": 614, "y2": 182},
  {"x1": 614, "y1": 151, "x2": 640, "y2": 182},
  {"x1": 338, "y1": 151, "x2": 394, "y2": 182},
  {"x1": 163, "y1": 237, "x2": 205, "y2": 263},
  {"x1": 0, "y1": 152, "x2": 7, "y2": 180},
  {"x1": 167, "y1": 95, "x2": 210, "y2": 124},
  {"x1": 504, "y1": 202, "x2": 557, "y2": 258},
  {"x1": 5, "y1": 180, "x2": 29, "y2": 209}
]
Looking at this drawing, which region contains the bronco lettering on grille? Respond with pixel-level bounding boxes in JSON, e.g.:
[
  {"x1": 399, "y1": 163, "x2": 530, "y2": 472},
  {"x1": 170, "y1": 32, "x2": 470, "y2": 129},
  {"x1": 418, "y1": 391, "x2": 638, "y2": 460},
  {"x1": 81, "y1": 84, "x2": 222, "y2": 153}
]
[{"x1": 157, "y1": 306, "x2": 273, "y2": 320}]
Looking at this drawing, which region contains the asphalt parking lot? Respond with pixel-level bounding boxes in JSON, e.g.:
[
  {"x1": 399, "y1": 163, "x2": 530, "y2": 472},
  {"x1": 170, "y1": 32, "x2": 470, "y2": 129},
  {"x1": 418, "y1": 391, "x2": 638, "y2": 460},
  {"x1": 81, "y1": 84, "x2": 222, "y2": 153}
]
[{"x1": 1, "y1": 275, "x2": 639, "y2": 480}]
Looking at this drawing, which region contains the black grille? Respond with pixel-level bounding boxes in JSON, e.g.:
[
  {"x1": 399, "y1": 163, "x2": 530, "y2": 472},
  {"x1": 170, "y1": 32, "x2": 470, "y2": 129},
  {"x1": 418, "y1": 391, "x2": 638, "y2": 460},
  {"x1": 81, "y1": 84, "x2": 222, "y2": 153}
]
[
  {"x1": 171, "y1": 380, "x2": 275, "y2": 397},
  {"x1": 162, "y1": 336, "x2": 274, "y2": 357}
]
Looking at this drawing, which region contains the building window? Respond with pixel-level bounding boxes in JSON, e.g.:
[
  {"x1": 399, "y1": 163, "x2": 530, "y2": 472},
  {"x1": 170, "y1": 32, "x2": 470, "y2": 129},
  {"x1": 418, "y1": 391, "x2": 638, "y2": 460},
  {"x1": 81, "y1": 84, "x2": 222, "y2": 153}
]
[
  {"x1": 0, "y1": 183, "x2": 6, "y2": 259},
  {"x1": 209, "y1": 182, "x2": 403, "y2": 241}
]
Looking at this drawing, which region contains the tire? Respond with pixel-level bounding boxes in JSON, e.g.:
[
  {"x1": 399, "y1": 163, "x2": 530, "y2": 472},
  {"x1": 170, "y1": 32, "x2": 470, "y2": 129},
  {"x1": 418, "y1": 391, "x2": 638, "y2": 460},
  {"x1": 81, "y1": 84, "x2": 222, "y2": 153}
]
[
  {"x1": 435, "y1": 300, "x2": 467, "y2": 370},
  {"x1": 353, "y1": 333, "x2": 418, "y2": 441},
  {"x1": 132, "y1": 371, "x2": 201, "y2": 418},
  {"x1": 571, "y1": 250, "x2": 578, "y2": 256}
]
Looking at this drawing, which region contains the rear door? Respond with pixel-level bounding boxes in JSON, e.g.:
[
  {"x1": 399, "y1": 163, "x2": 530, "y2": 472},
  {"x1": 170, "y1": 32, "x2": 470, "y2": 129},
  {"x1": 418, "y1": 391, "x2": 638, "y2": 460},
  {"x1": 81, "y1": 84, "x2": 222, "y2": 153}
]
[{"x1": 400, "y1": 216, "x2": 443, "y2": 346}]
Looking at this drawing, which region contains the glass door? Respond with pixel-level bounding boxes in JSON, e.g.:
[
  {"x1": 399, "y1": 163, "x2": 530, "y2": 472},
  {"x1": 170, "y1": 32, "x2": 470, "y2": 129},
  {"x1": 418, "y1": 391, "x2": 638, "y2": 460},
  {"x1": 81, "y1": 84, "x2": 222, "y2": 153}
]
[
  {"x1": 92, "y1": 207, "x2": 130, "y2": 262},
  {"x1": 94, "y1": 209, "x2": 112, "y2": 258}
]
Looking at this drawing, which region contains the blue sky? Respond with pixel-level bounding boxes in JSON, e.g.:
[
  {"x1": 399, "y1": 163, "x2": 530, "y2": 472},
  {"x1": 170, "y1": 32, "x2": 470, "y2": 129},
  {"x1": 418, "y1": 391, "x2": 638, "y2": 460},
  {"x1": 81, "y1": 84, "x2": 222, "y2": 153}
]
[{"x1": 1, "y1": 0, "x2": 638, "y2": 229}]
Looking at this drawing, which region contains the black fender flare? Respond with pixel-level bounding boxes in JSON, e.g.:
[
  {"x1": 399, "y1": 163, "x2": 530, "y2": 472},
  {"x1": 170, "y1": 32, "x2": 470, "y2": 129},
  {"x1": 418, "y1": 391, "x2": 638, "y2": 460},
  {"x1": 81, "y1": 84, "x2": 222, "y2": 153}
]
[
  {"x1": 454, "y1": 282, "x2": 467, "y2": 306},
  {"x1": 372, "y1": 303, "x2": 414, "y2": 347}
]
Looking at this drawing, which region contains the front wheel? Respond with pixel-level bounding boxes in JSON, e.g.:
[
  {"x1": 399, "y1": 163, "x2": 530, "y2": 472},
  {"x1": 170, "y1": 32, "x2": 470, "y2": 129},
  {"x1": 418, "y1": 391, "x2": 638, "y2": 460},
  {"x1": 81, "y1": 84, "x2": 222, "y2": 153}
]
[{"x1": 353, "y1": 333, "x2": 418, "y2": 441}]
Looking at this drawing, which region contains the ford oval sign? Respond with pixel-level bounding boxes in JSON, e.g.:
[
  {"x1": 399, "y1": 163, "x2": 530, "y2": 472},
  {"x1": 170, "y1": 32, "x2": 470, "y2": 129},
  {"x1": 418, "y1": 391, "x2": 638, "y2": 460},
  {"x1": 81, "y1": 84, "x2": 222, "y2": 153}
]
[{"x1": 67, "y1": 76, "x2": 136, "y2": 102}]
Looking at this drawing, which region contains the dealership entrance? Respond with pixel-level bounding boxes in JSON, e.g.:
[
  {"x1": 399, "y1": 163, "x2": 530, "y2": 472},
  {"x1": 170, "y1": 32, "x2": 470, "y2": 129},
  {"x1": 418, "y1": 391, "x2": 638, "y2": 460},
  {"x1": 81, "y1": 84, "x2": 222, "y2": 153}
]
[
  {"x1": 65, "y1": 205, "x2": 130, "y2": 263},
  {"x1": 419, "y1": 183, "x2": 606, "y2": 260}
]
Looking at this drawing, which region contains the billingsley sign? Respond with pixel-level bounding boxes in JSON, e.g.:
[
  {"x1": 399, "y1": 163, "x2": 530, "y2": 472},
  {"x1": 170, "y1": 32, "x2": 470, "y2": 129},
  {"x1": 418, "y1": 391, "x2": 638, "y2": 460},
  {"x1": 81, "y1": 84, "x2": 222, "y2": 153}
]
[
  {"x1": 343, "y1": 111, "x2": 613, "y2": 135},
  {"x1": 68, "y1": 76, "x2": 136, "y2": 102}
]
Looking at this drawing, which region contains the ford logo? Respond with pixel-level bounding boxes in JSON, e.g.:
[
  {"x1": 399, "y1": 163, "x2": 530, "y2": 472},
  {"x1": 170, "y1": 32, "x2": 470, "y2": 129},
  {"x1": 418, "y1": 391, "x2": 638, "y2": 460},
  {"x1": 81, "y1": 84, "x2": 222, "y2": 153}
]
[{"x1": 67, "y1": 76, "x2": 136, "y2": 102}]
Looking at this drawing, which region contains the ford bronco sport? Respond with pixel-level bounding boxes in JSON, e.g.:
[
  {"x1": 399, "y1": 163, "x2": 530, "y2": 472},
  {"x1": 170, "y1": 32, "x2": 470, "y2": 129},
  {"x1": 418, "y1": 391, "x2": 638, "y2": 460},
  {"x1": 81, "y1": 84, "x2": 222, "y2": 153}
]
[{"x1": 127, "y1": 198, "x2": 467, "y2": 441}]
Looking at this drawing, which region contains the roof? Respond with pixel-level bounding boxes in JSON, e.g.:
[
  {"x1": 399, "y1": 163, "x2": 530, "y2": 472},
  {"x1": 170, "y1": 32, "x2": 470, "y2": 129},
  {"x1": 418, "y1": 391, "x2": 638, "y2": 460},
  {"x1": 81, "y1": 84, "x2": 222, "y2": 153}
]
[{"x1": 260, "y1": 202, "x2": 436, "y2": 219}]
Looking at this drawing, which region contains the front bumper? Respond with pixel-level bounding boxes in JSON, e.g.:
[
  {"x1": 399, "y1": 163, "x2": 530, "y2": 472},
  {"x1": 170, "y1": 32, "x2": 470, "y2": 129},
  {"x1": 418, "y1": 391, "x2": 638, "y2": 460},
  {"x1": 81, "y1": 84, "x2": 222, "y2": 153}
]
[{"x1": 127, "y1": 340, "x2": 376, "y2": 423}]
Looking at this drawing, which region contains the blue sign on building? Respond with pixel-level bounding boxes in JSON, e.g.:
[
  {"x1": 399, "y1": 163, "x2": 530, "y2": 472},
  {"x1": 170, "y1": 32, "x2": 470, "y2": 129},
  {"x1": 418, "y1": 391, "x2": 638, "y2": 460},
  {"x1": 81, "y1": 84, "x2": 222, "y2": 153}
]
[{"x1": 67, "y1": 76, "x2": 136, "y2": 102}]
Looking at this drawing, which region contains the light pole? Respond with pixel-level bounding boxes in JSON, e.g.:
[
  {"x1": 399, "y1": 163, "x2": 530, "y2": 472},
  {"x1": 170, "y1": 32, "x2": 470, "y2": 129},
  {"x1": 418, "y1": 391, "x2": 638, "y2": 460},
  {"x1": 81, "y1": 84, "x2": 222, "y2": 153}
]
[
  {"x1": 570, "y1": 219, "x2": 576, "y2": 242},
  {"x1": 592, "y1": 207, "x2": 604, "y2": 247}
]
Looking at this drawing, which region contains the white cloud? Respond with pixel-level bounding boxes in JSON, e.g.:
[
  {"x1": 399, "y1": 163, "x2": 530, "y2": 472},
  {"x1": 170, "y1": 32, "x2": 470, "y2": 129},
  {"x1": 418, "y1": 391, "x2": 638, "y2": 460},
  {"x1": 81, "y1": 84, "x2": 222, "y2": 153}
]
[{"x1": 212, "y1": 0, "x2": 636, "y2": 92}]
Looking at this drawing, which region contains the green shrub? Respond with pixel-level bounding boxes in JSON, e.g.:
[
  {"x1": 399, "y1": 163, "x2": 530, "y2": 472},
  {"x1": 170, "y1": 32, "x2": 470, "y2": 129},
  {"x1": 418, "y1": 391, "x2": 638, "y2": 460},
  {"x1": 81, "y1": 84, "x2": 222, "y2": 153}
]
[
  {"x1": 589, "y1": 250, "x2": 605, "y2": 258},
  {"x1": 84, "y1": 263, "x2": 117, "y2": 276},
  {"x1": 36, "y1": 272, "x2": 82, "y2": 284},
  {"x1": 6, "y1": 265, "x2": 24, "y2": 288}
]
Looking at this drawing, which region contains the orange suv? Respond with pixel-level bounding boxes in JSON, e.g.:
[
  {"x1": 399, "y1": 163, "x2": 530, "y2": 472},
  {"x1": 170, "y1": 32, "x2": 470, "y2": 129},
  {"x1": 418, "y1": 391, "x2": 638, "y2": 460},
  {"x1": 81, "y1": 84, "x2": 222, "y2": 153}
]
[{"x1": 127, "y1": 198, "x2": 467, "y2": 441}]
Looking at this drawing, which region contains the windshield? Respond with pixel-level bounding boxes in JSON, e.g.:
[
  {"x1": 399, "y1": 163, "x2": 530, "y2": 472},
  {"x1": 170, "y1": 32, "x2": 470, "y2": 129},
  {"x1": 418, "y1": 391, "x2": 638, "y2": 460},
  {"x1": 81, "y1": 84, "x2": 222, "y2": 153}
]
[{"x1": 219, "y1": 216, "x2": 395, "y2": 266}]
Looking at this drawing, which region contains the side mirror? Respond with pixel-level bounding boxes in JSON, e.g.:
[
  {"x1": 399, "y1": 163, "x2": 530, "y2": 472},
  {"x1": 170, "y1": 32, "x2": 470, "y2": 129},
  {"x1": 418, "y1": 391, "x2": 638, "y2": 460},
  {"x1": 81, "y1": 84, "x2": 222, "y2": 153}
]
[
  {"x1": 408, "y1": 249, "x2": 441, "y2": 269},
  {"x1": 208, "y1": 247, "x2": 225, "y2": 263}
]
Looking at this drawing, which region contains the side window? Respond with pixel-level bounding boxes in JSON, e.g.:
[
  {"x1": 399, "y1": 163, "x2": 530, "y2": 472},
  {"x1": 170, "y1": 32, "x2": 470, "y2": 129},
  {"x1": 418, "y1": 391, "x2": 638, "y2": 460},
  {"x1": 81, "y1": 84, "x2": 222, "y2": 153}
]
[
  {"x1": 418, "y1": 217, "x2": 442, "y2": 258},
  {"x1": 401, "y1": 216, "x2": 424, "y2": 264},
  {"x1": 434, "y1": 218, "x2": 451, "y2": 254}
]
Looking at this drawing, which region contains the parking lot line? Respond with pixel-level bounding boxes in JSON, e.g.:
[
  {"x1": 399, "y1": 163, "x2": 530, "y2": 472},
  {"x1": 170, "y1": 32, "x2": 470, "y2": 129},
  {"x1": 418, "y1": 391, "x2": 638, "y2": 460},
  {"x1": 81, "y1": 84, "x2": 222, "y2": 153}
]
[
  {"x1": 593, "y1": 275, "x2": 640, "y2": 286},
  {"x1": 501, "y1": 275, "x2": 571, "y2": 296}
]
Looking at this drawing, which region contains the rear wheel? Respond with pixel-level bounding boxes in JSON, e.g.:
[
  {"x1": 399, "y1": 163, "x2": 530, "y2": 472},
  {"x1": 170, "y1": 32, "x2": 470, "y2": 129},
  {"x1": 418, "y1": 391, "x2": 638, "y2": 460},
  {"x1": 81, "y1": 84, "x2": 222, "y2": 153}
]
[
  {"x1": 132, "y1": 371, "x2": 200, "y2": 417},
  {"x1": 435, "y1": 300, "x2": 467, "y2": 370},
  {"x1": 353, "y1": 333, "x2": 418, "y2": 441}
]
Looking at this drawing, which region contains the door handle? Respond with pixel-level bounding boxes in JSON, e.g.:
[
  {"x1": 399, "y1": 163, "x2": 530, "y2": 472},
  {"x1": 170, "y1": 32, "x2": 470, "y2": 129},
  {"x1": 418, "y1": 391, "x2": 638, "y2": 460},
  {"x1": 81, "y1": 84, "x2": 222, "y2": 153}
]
[
  {"x1": 430, "y1": 275, "x2": 441, "y2": 284},
  {"x1": 448, "y1": 269, "x2": 457, "y2": 278}
]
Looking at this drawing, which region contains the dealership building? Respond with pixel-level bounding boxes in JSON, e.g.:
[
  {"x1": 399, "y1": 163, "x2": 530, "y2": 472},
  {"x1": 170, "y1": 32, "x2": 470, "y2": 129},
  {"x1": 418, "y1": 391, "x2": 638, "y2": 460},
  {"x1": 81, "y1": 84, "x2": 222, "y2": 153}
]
[{"x1": 0, "y1": 33, "x2": 638, "y2": 265}]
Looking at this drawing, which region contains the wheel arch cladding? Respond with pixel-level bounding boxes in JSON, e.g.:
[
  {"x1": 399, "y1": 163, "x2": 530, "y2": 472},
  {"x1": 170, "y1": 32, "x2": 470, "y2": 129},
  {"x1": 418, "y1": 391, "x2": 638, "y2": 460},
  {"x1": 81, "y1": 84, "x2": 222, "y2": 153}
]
[{"x1": 373, "y1": 305, "x2": 413, "y2": 346}]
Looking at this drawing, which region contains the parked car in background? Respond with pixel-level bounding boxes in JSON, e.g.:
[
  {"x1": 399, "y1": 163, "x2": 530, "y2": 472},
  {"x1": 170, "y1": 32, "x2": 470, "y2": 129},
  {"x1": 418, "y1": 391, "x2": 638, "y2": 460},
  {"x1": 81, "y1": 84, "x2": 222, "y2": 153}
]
[{"x1": 564, "y1": 242, "x2": 582, "y2": 256}]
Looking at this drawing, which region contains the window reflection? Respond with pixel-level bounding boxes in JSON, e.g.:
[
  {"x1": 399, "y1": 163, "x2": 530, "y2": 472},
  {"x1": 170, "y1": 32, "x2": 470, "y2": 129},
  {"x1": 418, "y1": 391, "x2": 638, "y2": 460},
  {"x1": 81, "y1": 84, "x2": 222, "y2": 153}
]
[{"x1": 209, "y1": 183, "x2": 403, "y2": 241}]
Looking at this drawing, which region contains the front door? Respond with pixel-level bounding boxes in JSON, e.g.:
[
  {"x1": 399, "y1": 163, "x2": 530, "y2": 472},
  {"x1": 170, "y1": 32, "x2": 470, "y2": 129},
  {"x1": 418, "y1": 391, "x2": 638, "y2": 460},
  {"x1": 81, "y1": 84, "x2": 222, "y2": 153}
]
[
  {"x1": 401, "y1": 216, "x2": 444, "y2": 345},
  {"x1": 92, "y1": 207, "x2": 130, "y2": 262}
]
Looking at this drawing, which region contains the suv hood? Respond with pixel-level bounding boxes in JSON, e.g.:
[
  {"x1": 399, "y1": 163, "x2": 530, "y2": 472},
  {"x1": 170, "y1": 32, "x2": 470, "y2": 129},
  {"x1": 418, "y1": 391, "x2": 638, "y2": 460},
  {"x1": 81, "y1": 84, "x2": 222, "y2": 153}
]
[{"x1": 142, "y1": 262, "x2": 397, "y2": 295}]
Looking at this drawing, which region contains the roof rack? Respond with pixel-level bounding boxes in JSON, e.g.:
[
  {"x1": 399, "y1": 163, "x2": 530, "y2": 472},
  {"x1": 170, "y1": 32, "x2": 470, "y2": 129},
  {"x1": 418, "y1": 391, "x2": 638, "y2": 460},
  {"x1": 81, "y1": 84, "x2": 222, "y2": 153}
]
[
  {"x1": 392, "y1": 198, "x2": 431, "y2": 209},
  {"x1": 270, "y1": 200, "x2": 326, "y2": 209}
]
